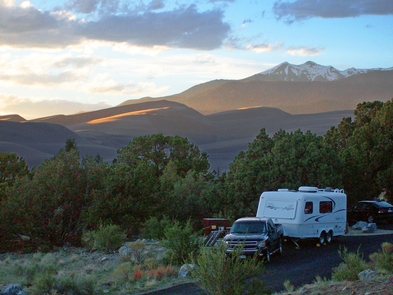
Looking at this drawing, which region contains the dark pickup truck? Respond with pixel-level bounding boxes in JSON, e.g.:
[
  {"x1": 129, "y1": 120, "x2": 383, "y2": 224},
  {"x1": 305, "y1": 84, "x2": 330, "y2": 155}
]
[{"x1": 223, "y1": 217, "x2": 283, "y2": 262}]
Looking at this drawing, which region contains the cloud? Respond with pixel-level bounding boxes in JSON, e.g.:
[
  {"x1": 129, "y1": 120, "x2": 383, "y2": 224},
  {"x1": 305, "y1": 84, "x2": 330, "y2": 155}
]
[
  {"x1": 273, "y1": 0, "x2": 393, "y2": 22},
  {"x1": 209, "y1": 0, "x2": 235, "y2": 3},
  {"x1": 0, "y1": 3, "x2": 230, "y2": 50},
  {"x1": 148, "y1": 0, "x2": 165, "y2": 10},
  {"x1": 286, "y1": 46, "x2": 323, "y2": 56},
  {"x1": 0, "y1": 0, "x2": 14, "y2": 7},
  {"x1": 193, "y1": 54, "x2": 216, "y2": 65},
  {"x1": 0, "y1": 54, "x2": 100, "y2": 87},
  {"x1": 77, "y1": 5, "x2": 230, "y2": 50},
  {"x1": 86, "y1": 79, "x2": 169, "y2": 96},
  {"x1": 0, "y1": 72, "x2": 80, "y2": 85},
  {"x1": 246, "y1": 43, "x2": 283, "y2": 53},
  {"x1": 0, "y1": 94, "x2": 111, "y2": 119},
  {"x1": 52, "y1": 56, "x2": 102, "y2": 69},
  {"x1": 0, "y1": 5, "x2": 81, "y2": 48},
  {"x1": 242, "y1": 19, "x2": 253, "y2": 27},
  {"x1": 64, "y1": 0, "x2": 121, "y2": 14}
]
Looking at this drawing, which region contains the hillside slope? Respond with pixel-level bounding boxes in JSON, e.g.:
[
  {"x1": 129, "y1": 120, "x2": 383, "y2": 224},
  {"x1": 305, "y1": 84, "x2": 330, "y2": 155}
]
[{"x1": 1, "y1": 100, "x2": 353, "y2": 171}]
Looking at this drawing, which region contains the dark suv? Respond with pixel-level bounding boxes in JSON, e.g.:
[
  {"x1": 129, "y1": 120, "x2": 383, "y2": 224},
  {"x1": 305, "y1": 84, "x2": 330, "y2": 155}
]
[{"x1": 347, "y1": 200, "x2": 393, "y2": 224}]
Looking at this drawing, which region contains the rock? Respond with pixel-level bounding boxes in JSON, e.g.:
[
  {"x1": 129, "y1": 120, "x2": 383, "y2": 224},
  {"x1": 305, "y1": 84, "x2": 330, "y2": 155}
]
[
  {"x1": 0, "y1": 284, "x2": 27, "y2": 295},
  {"x1": 358, "y1": 269, "x2": 376, "y2": 281},
  {"x1": 352, "y1": 221, "x2": 368, "y2": 230},
  {"x1": 367, "y1": 223, "x2": 377, "y2": 232},
  {"x1": 178, "y1": 264, "x2": 195, "y2": 278},
  {"x1": 118, "y1": 245, "x2": 132, "y2": 256},
  {"x1": 362, "y1": 223, "x2": 377, "y2": 233}
]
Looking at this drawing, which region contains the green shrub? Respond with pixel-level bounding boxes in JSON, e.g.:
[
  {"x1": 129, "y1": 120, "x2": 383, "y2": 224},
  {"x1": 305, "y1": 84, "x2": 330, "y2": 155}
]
[
  {"x1": 12, "y1": 253, "x2": 59, "y2": 286},
  {"x1": 53, "y1": 275, "x2": 78, "y2": 294},
  {"x1": 127, "y1": 240, "x2": 146, "y2": 265},
  {"x1": 369, "y1": 242, "x2": 393, "y2": 273},
  {"x1": 36, "y1": 272, "x2": 97, "y2": 295},
  {"x1": 145, "y1": 257, "x2": 159, "y2": 269},
  {"x1": 31, "y1": 273, "x2": 55, "y2": 295},
  {"x1": 82, "y1": 224, "x2": 126, "y2": 253},
  {"x1": 142, "y1": 216, "x2": 171, "y2": 240},
  {"x1": 283, "y1": 279, "x2": 295, "y2": 292},
  {"x1": 112, "y1": 262, "x2": 133, "y2": 282},
  {"x1": 332, "y1": 246, "x2": 370, "y2": 281},
  {"x1": 162, "y1": 219, "x2": 201, "y2": 265},
  {"x1": 75, "y1": 273, "x2": 97, "y2": 295},
  {"x1": 191, "y1": 242, "x2": 271, "y2": 295}
]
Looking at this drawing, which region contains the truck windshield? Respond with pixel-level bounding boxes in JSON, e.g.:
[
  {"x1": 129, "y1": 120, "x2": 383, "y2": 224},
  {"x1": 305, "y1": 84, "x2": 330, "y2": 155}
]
[{"x1": 230, "y1": 222, "x2": 266, "y2": 234}]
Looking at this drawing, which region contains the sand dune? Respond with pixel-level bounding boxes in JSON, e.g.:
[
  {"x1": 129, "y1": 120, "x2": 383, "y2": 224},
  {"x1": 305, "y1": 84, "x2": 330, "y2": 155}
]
[{"x1": 0, "y1": 100, "x2": 353, "y2": 171}]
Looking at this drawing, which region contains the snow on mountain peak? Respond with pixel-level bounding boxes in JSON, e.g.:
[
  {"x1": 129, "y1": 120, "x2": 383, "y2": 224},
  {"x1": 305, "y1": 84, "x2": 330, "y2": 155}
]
[{"x1": 259, "y1": 61, "x2": 369, "y2": 82}]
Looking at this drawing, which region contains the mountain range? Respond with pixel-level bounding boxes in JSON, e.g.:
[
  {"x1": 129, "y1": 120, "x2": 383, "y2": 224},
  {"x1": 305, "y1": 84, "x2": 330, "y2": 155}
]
[
  {"x1": 122, "y1": 61, "x2": 393, "y2": 115},
  {"x1": 1, "y1": 61, "x2": 392, "y2": 171},
  {"x1": 257, "y1": 61, "x2": 388, "y2": 81}
]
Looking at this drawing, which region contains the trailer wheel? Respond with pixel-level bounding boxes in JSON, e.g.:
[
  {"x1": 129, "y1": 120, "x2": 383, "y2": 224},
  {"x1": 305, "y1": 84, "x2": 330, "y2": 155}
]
[
  {"x1": 326, "y1": 230, "x2": 333, "y2": 244},
  {"x1": 319, "y1": 231, "x2": 326, "y2": 244}
]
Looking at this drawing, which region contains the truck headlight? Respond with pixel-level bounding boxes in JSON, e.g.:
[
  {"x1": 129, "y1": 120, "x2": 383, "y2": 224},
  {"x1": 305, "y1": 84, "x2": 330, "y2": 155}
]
[{"x1": 258, "y1": 240, "x2": 267, "y2": 248}]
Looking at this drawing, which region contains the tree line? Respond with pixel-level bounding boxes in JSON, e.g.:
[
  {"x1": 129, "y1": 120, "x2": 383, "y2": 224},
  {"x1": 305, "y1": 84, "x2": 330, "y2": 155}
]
[{"x1": 0, "y1": 100, "x2": 392, "y2": 251}]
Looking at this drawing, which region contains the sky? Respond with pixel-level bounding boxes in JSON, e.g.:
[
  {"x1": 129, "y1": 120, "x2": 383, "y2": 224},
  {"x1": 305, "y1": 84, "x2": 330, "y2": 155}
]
[{"x1": 0, "y1": 0, "x2": 392, "y2": 119}]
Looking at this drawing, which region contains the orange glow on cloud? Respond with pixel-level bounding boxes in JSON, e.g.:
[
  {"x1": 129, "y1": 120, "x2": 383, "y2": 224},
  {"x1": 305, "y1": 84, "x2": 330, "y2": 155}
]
[{"x1": 87, "y1": 107, "x2": 169, "y2": 124}]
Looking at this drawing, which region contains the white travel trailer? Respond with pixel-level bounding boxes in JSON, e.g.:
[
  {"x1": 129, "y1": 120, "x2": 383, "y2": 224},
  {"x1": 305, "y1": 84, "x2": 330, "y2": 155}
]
[{"x1": 256, "y1": 186, "x2": 347, "y2": 246}]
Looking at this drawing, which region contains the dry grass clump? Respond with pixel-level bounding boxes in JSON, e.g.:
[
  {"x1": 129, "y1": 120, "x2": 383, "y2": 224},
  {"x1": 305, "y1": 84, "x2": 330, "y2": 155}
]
[
  {"x1": 274, "y1": 274, "x2": 393, "y2": 295},
  {"x1": 0, "y1": 241, "x2": 181, "y2": 295}
]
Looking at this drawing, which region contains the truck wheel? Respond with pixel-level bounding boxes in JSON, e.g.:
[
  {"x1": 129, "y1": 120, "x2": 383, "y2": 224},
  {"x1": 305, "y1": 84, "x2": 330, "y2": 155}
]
[
  {"x1": 278, "y1": 239, "x2": 283, "y2": 255},
  {"x1": 264, "y1": 248, "x2": 271, "y2": 263},
  {"x1": 319, "y1": 232, "x2": 326, "y2": 244},
  {"x1": 326, "y1": 230, "x2": 333, "y2": 244}
]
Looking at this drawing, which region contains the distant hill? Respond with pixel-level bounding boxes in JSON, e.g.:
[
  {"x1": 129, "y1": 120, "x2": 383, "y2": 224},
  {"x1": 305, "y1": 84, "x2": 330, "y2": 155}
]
[
  {"x1": 0, "y1": 120, "x2": 118, "y2": 167},
  {"x1": 120, "y1": 61, "x2": 393, "y2": 115},
  {"x1": 1, "y1": 100, "x2": 353, "y2": 171},
  {"x1": 0, "y1": 114, "x2": 26, "y2": 122},
  {"x1": 4, "y1": 61, "x2": 390, "y2": 171}
]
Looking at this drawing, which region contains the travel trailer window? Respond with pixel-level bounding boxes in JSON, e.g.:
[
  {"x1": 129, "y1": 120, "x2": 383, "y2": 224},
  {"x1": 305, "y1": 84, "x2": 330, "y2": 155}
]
[
  {"x1": 304, "y1": 202, "x2": 313, "y2": 214},
  {"x1": 319, "y1": 201, "x2": 333, "y2": 213},
  {"x1": 263, "y1": 199, "x2": 297, "y2": 219}
]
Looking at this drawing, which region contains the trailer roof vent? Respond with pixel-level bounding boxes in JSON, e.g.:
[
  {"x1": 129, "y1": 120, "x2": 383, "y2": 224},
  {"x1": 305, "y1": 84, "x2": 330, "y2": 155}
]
[
  {"x1": 277, "y1": 189, "x2": 289, "y2": 192},
  {"x1": 298, "y1": 186, "x2": 318, "y2": 193}
]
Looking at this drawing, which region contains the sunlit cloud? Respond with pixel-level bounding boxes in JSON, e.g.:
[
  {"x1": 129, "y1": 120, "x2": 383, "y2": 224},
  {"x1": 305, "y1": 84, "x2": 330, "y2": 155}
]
[
  {"x1": 111, "y1": 43, "x2": 170, "y2": 56},
  {"x1": 286, "y1": 46, "x2": 323, "y2": 56},
  {"x1": 20, "y1": 1, "x2": 33, "y2": 9},
  {"x1": 0, "y1": 52, "x2": 100, "y2": 87},
  {"x1": 0, "y1": 93, "x2": 110, "y2": 119},
  {"x1": 86, "y1": 79, "x2": 169, "y2": 96},
  {"x1": 193, "y1": 54, "x2": 216, "y2": 65},
  {"x1": 246, "y1": 43, "x2": 283, "y2": 53},
  {"x1": 0, "y1": 0, "x2": 15, "y2": 7}
]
